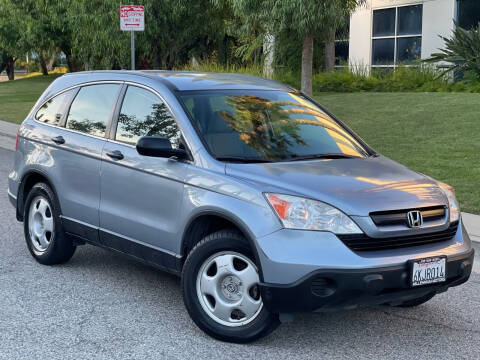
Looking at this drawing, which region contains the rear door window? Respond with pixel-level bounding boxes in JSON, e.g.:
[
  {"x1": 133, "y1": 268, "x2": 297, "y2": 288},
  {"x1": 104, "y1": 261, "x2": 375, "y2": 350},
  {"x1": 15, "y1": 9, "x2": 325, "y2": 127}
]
[
  {"x1": 115, "y1": 85, "x2": 181, "y2": 147},
  {"x1": 35, "y1": 90, "x2": 74, "y2": 126},
  {"x1": 66, "y1": 84, "x2": 121, "y2": 137}
]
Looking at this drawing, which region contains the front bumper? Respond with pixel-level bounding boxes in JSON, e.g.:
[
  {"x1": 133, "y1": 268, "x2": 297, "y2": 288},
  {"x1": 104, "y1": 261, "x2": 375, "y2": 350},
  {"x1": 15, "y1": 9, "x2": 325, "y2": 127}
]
[{"x1": 260, "y1": 249, "x2": 473, "y2": 313}]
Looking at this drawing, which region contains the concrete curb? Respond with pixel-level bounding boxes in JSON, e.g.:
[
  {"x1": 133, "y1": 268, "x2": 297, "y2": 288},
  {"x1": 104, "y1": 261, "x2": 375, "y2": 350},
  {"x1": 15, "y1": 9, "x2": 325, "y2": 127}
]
[
  {"x1": 462, "y1": 212, "x2": 480, "y2": 243},
  {"x1": 0, "y1": 120, "x2": 19, "y2": 139},
  {"x1": 0, "y1": 119, "x2": 479, "y2": 242}
]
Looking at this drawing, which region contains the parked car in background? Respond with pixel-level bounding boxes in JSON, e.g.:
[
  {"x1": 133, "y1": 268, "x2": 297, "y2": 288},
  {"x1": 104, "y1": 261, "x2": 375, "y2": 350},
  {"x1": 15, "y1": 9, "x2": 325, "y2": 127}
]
[{"x1": 8, "y1": 71, "x2": 473, "y2": 342}]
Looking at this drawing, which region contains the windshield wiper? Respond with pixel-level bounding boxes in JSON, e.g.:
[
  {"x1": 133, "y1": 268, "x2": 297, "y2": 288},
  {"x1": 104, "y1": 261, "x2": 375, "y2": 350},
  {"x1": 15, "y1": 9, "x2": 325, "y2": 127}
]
[
  {"x1": 285, "y1": 153, "x2": 362, "y2": 161},
  {"x1": 216, "y1": 156, "x2": 272, "y2": 163}
]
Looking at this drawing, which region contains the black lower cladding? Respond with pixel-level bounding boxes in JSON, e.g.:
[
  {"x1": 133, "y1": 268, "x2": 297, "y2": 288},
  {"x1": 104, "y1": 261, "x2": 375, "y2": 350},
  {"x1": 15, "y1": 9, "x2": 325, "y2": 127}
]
[
  {"x1": 62, "y1": 217, "x2": 182, "y2": 274},
  {"x1": 259, "y1": 249, "x2": 474, "y2": 313}
]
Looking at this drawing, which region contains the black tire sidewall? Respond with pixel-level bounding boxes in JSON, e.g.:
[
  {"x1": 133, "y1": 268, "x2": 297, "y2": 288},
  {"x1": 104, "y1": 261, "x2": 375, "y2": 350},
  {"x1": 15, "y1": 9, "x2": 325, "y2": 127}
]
[
  {"x1": 23, "y1": 183, "x2": 74, "y2": 265},
  {"x1": 182, "y1": 231, "x2": 279, "y2": 343}
]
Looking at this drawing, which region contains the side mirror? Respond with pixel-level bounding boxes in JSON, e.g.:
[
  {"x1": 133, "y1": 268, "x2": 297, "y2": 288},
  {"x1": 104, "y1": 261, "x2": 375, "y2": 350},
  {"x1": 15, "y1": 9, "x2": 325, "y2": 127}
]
[{"x1": 136, "y1": 136, "x2": 188, "y2": 160}]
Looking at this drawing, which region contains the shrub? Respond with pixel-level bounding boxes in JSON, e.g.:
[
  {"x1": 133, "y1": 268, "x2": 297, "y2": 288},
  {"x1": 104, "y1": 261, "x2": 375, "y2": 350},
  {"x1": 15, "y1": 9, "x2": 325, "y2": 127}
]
[
  {"x1": 177, "y1": 60, "x2": 480, "y2": 93},
  {"x1": 424, "y1": 22, "x2": 480, "y2": 81},
  {"x1": 312, "y1": 65, "x2": 480, "y2": 93}
]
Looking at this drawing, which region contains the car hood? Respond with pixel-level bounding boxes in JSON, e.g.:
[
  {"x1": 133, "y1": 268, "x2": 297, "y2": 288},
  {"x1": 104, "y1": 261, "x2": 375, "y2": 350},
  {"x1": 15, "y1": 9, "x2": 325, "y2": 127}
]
[{"x1": 225, "y1": 156, "x2": 447, "y2": 216}]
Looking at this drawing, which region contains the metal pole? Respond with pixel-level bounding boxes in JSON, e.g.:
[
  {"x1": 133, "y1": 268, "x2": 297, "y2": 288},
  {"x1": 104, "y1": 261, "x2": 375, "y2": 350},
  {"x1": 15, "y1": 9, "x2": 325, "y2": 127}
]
[{"x1": 131, "y1": 30, "x2": 135, "y2": 70}]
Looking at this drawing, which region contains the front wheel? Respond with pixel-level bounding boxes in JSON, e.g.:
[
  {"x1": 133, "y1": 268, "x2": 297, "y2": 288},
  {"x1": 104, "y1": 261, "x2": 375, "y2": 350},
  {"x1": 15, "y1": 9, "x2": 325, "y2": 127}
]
[{"x1": 181, "y1": 230, "x2": 279, "y2": 343}]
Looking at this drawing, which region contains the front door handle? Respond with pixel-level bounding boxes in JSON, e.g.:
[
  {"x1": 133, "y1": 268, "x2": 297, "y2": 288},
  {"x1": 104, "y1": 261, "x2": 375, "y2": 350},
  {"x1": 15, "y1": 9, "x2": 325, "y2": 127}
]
[
  {"x1": 106, "y1": 150, "x2": 124, "y2": 160},
  {"x1": 51, "y1": 136, "x2": 65, "y2": 145}
]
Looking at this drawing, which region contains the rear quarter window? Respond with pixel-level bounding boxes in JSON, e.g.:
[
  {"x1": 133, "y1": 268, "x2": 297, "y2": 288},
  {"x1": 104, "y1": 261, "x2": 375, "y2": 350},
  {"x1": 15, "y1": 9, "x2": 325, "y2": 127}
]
[{"x1": 35, "y1": 90, "x2": 74, "y2": 126}]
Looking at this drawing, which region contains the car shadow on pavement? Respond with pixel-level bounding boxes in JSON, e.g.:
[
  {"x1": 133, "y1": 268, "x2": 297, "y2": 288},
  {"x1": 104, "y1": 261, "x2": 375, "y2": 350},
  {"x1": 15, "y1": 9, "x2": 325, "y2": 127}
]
[{"x1": 61, "y1": 243, "x2": 480, "y2": 358}]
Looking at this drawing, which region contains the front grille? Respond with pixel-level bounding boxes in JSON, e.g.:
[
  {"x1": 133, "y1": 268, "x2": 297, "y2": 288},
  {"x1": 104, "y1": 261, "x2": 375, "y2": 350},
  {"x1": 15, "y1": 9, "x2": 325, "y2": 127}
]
[
  {"x1": 370, "y1": 206, "x2": 446, "y2": 227},
  {"x1": 338, "y1": 221, "x2": 459, "y2": 251}
]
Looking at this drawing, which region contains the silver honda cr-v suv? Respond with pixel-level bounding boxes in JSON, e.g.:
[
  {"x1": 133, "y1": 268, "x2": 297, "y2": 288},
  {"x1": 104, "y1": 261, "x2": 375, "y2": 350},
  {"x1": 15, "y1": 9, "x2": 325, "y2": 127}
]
[{"x1": 8, "y1": 71, "x2": 473, "y2": 343}]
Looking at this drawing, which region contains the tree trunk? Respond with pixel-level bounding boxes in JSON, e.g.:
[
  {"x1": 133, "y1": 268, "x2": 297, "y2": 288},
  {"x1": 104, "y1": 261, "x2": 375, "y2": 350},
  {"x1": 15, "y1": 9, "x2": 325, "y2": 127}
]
[
  {"x1": 62, "y1": 44, "x2": 82, "y2": 73},
  {"x1": 39, "y1": 54, "x2": 49, "y2": 76},
  {"x1": 47, "y1": 52, "x2": 56, "y2": 71},
  {"x1": 324, "y1": 28, "x2": 336, "y2": 72},
  {"x1": 263, "y1": 34, "x2": 275, "y2": 79},
  {"x1": 66, "y1": 55, "x2": 74, "y2": 72},
  {"x1": 6, "y1": 57, "x2": 16, "y2": 80},
  {"x1": 301, "y1": 31, "x2": 314, "y2": 96},
  {"x1": 65, "y1": 54, "x2": 82, "y2": 72}
]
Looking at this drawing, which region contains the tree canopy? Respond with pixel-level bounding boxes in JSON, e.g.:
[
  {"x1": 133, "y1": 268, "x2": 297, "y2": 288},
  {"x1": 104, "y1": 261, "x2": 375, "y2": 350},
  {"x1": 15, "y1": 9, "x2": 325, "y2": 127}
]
[{"x1": 0, "y1": 0, "x2": 362, "y2": 86}]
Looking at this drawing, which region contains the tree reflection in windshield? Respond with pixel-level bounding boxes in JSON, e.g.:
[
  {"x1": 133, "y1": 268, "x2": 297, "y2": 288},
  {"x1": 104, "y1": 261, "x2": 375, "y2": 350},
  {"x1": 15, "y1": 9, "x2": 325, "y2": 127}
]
[
  {"x1": 181, "y1": 90, "x2": 369, "y2": 161},
  {"x1": 217, "y1": 95, "x2": 308, "y2": 160}
]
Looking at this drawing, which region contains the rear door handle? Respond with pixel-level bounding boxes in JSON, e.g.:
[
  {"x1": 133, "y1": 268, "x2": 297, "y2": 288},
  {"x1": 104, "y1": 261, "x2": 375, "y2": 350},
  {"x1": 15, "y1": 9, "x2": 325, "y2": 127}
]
[
  {"x1": 106, "y1": 150, "x2": 124, "y2": 160},
  {"x1": 51, "y1": 136, "x2": 65, "y2": 145}
]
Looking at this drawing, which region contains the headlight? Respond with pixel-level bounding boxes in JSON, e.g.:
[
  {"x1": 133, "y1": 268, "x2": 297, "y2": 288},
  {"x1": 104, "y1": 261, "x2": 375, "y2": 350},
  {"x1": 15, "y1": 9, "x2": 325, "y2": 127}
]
[
  {"x1": 265, "y1": 193, "x2": 362, "y2": 234},
  {"x1": 438, "y1": 182, "x2": 460, "y2": 222}
]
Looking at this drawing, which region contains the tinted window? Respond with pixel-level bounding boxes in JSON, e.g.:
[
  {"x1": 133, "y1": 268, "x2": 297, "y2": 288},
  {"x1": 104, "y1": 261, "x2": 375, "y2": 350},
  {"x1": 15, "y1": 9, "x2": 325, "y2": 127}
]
[
  {"x1": 397, "y1": 5, "x2": 422, "y2": 35},
  {"x1": 179, "y1": 90, "x2": 369, "y2": 161},
  {"x1": 373, "y1": 8, "x2": 395, "y2": 37},
  {"x1": 372, "y1": 38, "x2": 395, "y2": 65},
  {"x1": 397, "y1": 37, "x2": 422, "y2": 63},
  {"x1": 35, "y1": 90, "x2": 73, "y2": 126},
  {"x1": 116, "y1": 86, "x2": 181, "y2": 147},
  {"x1": 335, "y1": 40, "x2": 349, "y2": 65},
  {"x1": 66, "y1": 84, "x2": 120, "y2": 137},
  {"x1": 458, "y1": 0, "x2": 480, "y2": 30}
]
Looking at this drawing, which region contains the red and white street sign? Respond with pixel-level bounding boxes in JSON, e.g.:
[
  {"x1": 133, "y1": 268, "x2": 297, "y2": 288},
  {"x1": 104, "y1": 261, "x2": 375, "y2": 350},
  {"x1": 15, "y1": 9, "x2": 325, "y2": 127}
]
[{"x1": 120, "y1": 5, "x2": 145, "y2": 31}]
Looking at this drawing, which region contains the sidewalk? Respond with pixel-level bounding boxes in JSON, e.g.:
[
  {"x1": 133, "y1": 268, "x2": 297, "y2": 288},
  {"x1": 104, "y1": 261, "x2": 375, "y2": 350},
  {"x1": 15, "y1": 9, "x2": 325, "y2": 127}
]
[
  {"x1": 0, "y1": 119, "x2": 18, "y2": 139},
  {"x1": 462, "y1": 213, "x2": 480, "y2": 242},
  {"x1": 0, "y1": 120, "x2": 18, "y2": 150},
  {"x1": 0, "y1": 118, "x2": 478, "y2": 241}
]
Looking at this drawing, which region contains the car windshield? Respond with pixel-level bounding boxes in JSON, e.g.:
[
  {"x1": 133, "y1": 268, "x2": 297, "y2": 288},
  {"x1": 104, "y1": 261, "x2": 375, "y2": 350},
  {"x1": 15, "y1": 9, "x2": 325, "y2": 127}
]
[{"x1": 179, "y1": 90, "x2": 369, "y2": 162}]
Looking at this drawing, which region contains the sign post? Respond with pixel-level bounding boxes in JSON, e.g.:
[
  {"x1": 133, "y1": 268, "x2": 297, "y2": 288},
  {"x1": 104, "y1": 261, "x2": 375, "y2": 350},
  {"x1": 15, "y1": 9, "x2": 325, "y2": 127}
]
[
  {"x1": 131, "y1": 30, "x2": 135, "y2": 70},
  {"x1": 120, "y1": 5, "x2": 145, "y2": 70}
]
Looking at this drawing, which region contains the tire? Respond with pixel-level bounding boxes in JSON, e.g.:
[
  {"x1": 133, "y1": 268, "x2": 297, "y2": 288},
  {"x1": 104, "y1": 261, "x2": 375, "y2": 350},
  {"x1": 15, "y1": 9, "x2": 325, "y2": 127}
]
[
  {"x1": 181, "y1": 229, "x2": 280, "y2": 343},
  {"x1": 23, "y1": 182, "x2": 76, "y2": 265},
  {"x1": 394, "y1": 293, "x2": 435, "y2": 308}
]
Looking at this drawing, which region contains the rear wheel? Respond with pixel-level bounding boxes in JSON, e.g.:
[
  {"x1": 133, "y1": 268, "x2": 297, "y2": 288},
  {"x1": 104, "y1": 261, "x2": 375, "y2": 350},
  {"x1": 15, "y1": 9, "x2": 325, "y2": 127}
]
[
  {"x1": 24, "y1": 183, "x2": 75, "y2": 265},
  {"x1": 181, "y1": 230, "x2": 279, "y2": 343}
]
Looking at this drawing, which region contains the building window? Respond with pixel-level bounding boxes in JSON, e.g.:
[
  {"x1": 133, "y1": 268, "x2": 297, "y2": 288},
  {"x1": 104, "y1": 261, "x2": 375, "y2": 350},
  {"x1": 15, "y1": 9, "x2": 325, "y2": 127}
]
[
  {"x1": 335, "y1": 19, "x2": 350, "y2": 67},
  {"x1": 372, "y1": 4, "x2": 422, "y2": 67},
  {"x1": 335, "y1": 40, "x2": 349, "y2": 66},
  {"x1": 457, "y1": 0, "x2": 480, "y2": 30}
]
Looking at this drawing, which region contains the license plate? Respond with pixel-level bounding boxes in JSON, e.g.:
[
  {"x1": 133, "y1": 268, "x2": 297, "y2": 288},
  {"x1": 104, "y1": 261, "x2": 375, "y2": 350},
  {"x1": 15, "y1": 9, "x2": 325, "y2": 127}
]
[{"x1": 410, "y1": 257, "x2": 446, "y2": 287}]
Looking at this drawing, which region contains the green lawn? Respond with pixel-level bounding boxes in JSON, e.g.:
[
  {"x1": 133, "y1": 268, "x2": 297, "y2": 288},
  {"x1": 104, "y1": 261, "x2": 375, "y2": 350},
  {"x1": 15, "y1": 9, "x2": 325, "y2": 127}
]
[
  {"x1": 0, "y1": 74, "x2": 62, "y2": 124},
  {"x1": 315, "y1": 92, "x2": 480, "y2": 214},
  {"x1": 0, "y1": 76, "x2": 478, "y2": 213}
]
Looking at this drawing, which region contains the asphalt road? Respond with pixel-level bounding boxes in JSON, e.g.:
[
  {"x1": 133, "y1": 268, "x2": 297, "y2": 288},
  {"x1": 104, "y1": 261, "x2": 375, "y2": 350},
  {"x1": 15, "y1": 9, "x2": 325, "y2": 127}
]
[{"x1": 1, "y1": 146, "x2": 480, "y2": 360}]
